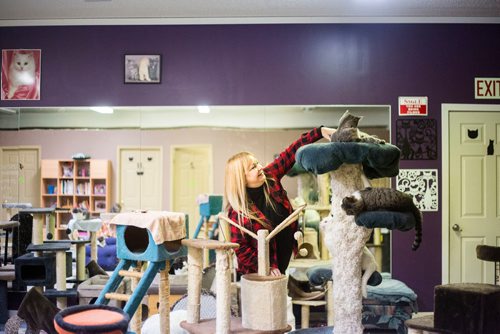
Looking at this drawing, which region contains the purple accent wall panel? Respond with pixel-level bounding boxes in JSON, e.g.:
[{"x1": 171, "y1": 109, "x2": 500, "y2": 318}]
[{"x1": 2, "y1": 23, "x2": 500, "y2": 311}]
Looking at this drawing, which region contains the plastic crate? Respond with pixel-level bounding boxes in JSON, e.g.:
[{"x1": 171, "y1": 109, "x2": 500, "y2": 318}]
[{"x1": 199, "y1": 195, "x2": 223, "y2": 216}]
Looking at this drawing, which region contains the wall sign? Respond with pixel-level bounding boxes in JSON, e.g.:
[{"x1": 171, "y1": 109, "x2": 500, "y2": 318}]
[
  {"x1": 398, "y1": 96, "x2": 428, "y2": 116},
  {"x1": 397, "y1": 169, "x2": 438, "y2": 212},
  {"x1": 396, "y1": 118, "x2": 438, "y2": 160},
  {"x1": 475, "y1": 78, "x2": 500, "y2": 99}
]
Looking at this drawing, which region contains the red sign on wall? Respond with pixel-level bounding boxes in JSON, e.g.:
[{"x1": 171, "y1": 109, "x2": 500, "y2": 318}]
[{"x1": 398, "y1": 96, "x2": 428, "y2": 116}]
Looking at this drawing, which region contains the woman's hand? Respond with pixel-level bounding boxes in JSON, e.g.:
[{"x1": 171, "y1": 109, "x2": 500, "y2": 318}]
[
  {"x1": 270, "y1": 268, "x2": 282, "y2": 276},
  {"x1": 321, "y1": 126, "x2": 337, "y2": 141}
]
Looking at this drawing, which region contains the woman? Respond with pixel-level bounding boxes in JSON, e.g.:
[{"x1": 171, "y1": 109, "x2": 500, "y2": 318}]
[{"x1": 224, "y1": 126, "x2": 335, "y2": 277}]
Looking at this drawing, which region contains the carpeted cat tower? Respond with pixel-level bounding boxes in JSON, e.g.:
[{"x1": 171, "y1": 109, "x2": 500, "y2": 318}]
[{"x1": 295, "y1": 138, "x2": 401, "y2": 333}]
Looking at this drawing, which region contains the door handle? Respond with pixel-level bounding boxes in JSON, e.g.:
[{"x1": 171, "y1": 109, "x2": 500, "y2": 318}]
[{"x1": 452, "y1": 224, "x2": 462, "y2": 232}]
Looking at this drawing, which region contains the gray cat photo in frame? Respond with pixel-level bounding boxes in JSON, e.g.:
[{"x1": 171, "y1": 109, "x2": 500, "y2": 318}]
[{"x1": 124, "y1": 54, "x2": 161, "y2": 83}]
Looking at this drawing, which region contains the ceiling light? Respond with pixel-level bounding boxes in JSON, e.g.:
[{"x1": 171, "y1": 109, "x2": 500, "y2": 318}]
[
  {"x1": 198, "y1": 106, "x2": 210, "y2": 114},
  {"x1": 91, "y1": 106, "x2": 114, "y2": 114}
]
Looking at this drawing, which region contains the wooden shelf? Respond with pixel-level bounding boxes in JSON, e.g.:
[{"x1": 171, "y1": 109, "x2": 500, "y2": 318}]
[{"x1": 40, "y1": 159, "x2": 111, "y2": 240}]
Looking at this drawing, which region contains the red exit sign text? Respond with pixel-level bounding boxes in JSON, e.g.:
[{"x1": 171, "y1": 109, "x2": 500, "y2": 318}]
[{"x1": 475, "y1": 78, "x2": 500, "y2": 99}]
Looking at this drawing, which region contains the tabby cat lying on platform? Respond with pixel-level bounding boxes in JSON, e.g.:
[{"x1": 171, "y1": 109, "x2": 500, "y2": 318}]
[{"x1": 341, "y1": 187, "x2": 423, "y2": 251}]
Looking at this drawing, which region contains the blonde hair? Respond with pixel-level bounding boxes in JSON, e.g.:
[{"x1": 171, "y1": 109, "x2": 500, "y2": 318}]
[{"x1": 224, "y1": 151, "x2": 275, "y2": 229}]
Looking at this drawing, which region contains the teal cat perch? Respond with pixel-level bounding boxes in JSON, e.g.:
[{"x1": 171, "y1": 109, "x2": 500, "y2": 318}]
[
  {"x1": 95, "y1": 211, "x2": 187, "y2": 334},
  {"x1": 296, "y1": 140, "x2": 401, "y2": 334}
]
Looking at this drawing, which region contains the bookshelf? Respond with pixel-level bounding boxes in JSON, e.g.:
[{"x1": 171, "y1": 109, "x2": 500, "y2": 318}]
[{"x1": 40, "y1": 159, "x2": 111, "y2": 239}]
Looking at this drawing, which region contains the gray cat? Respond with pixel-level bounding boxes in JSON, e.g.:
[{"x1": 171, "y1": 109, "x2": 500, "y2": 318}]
[
  {"x1": 341, "y1": 187, "x2": 423, "y2": 251},
  {"x1": 330, "y1": 110, "x2": 385, "y2": 144}
]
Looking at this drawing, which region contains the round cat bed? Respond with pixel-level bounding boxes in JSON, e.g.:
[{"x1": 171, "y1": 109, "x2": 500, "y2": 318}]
[
  {"x1": 296, "y1": 142, "x2": 401, "y2": 179},
  {"x1": 355, "y1": 211, "x2": 416, "y2": 231},
  {"x1": 53, "y1": 304, "x2": 130, "y2": 334}
]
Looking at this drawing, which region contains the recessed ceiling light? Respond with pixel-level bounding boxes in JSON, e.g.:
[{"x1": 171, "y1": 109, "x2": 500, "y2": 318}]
[{"x1": 90, "y1": 106, "x2": 114, "y2": 114}]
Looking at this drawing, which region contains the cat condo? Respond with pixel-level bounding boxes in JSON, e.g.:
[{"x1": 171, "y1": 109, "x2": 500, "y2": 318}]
[{"x1": 292, "y1": 111, "x2": 418, "y2": 333}]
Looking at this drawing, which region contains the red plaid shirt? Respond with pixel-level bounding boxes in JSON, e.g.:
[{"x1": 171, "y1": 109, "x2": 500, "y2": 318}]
[{"x1": 227, "y1": 127, "x2": 323, "y2": 274}]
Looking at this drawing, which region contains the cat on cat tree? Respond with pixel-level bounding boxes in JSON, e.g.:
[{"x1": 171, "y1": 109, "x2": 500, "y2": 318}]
[{"x1": 296, "y1": 110, "x2": 405, "y2": 333}]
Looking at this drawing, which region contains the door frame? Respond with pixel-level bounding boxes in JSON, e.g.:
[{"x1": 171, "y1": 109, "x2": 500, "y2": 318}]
[
  {"x1": 169, "y1": 144, "x2": 213, "y2": 212},
  {"x1": 116, "y1": 145, "x2": 163, "y2": 210},
  {"x1": 441, "y1": 103, "x2": 500, "y2": 284}
]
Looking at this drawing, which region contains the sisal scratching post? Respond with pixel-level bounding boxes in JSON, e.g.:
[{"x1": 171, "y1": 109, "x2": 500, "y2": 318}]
[
  {"x1": 130, "y1": 263, "x2": 143, "y2": 334},
  {"x1": 215, "y1": 248, "x2": 232, "y2": 334},
  {"x1": 159, "y1": 261, "x2": 170, "y2": 334},
  {"x1": 323, "y1": 164, "x2": 372, "y2": 334},
  {"x1": 186, "y1": 246, "x2": 203, "y2": 324},
  {"x1": 56, "y1": 249, "x2": 67, "y2": 309}
]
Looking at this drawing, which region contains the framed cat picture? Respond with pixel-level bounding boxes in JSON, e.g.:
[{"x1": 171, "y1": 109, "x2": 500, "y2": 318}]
[
  {"x1": 1, "y1": 49, "x2": 41, "y2": 100},
  {"x1": 124, "y1": 54, "x2": 161, "y2": 84}
]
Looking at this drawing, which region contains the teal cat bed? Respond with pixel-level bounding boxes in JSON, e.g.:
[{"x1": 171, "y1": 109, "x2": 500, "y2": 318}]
[
  {"x1": 296, "y1": 142, "x2": 401, "y2": 179},
  {"x1": 116, "y1": 225, "x2": 185, "y2": 262}
]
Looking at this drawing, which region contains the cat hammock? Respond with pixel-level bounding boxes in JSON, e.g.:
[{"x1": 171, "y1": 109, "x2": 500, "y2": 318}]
[{"x1": 295, "y1": 140, "x2": 401, "y2": 334}]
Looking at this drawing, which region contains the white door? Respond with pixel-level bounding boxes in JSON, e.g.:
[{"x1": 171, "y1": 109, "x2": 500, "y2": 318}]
[
  {"x1": 171, "y1": 145, "x2": 212, "y2": 237},
  {"x1": 139, "y1": 148, "x2": 162, "y2": 211},
  {"x1": 18, "y1": 148, "x2": 40, "y2": 207},
  {"x1": 0, "y1": 147, "x2": 40, "y2": 220},
  {"x1": 118, "y1": 147, "x2": 162, "y2": 212},
  {"x1": 449, "y1": 111, "x2": 500, "y2": 284},
  {"x1": 119, "y1": 148, "x2": 141, "y2": 212}
]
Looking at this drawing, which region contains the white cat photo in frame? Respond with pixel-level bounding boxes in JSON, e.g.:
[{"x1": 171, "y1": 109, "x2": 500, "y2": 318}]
[
  {"x1": 124, "y1": 54, "x2": 161, "y2": 84},
  {"x1": 1, "y1": 49, "x2": 41, "y2": 100}
]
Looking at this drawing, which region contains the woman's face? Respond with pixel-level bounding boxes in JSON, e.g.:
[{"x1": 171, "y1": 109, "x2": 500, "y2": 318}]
[{"x1": 245, "y1": 157, "x2": 265, "y2": 188}]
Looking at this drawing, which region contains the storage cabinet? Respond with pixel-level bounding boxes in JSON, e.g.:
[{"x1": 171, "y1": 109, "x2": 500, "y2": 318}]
[{"x1": 40, "y1": 159, "x2": 111, "y2": 239}]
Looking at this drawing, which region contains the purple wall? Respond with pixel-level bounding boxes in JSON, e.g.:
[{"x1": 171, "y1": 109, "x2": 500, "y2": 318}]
[{"x1": 2, "y1": 23, "x2": 500, "y2": 311}]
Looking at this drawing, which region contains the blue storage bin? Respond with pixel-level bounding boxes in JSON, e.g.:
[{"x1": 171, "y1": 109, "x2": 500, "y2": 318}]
[{"x1": 199, "y1": 195, "x2": 223, "y2": 216}]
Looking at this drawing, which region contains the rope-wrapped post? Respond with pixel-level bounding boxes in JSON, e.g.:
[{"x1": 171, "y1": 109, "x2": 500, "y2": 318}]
[
  {"x1": 186, "y1": 245, "x2": 203, "y2": 323},
  {"x1": 90, "y1": 231, "x2": 98, "y2": 262},
  {"x1": 215, "y1": 248, "x2": 232, "y2": 334},
  {"x1": 129, "y1": 262, "x2": 143, "y2": 334},
  {"x1": 32, "y1": 214, "x2": 44, "y2": 256},
  {"x1": 159, "y1": 260, "x2": 170, "y2": 334},
  {"x1": 257, "y1": 230, "x2": 270, "y2": 276},
  {"x1": 55, "y1": 249, "x2": 67, "y2": 309},
  {"x1": 76, "y1": 243, "x2": 86, "y2": 282}
]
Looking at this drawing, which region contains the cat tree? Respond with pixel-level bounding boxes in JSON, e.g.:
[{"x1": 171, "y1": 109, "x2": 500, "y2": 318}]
[{"x1": 296, "y1": 140, "x2": 401, "y2": 333}]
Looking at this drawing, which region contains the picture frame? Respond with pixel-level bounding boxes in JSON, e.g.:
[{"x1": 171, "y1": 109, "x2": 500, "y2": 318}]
[
  {"x1": 1, "y1": 49, "x2": 41, "y2": 100},
  {"x1": 124, "y1": 54, "x2": 161, "y2": 84}
]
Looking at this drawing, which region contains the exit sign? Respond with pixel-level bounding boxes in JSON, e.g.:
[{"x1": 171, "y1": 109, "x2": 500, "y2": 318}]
[
  {"x1": 398, "y1": 96, "x2": 428, "y2": 116},
  {"x1": 475, "y1": 78, "x2": 500, "y2": 99}
]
